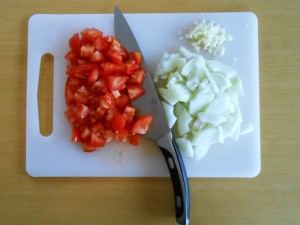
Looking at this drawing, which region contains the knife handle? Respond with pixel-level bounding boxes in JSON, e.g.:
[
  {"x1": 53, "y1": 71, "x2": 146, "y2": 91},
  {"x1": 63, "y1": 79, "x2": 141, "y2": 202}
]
[{"x1": 157, "y1": 132, "x2": 190, "y2": 225}]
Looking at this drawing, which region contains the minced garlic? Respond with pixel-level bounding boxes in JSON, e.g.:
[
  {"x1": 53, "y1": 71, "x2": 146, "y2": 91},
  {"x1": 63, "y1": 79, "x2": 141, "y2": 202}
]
[{"x1": 186, "y1": 19, "x2": 233, "y2": 57}]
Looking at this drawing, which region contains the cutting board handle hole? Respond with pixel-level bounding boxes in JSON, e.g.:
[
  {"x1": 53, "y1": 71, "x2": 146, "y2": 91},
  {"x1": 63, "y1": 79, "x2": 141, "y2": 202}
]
[{"x1": 38, "y1": 53, "x2": 54, "y2": 137}]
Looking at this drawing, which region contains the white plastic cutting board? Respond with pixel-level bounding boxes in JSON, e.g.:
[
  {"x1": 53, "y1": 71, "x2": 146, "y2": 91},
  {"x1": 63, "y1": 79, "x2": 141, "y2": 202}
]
[{"x1": 26, "y1": 12, "x2": 260, "y2": 177}]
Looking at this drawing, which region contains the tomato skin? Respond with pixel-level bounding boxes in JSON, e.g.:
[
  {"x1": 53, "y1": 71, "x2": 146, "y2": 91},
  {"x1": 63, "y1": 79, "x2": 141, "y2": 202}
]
[{"x1": 65, "y1": 28, "x2": 153, "y2": 152}]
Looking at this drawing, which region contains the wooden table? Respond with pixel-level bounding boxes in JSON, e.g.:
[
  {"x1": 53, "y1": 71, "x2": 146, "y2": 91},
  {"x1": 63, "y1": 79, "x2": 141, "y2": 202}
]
[{"x1": 1, "y1": 0, "x2": 299, "y2": 224}]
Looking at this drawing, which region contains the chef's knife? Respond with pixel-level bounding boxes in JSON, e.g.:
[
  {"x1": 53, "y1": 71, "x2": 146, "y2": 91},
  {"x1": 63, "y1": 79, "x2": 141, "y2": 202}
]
[{"x1": 114, "y1": 6, "x2": 190, "y2": 225}]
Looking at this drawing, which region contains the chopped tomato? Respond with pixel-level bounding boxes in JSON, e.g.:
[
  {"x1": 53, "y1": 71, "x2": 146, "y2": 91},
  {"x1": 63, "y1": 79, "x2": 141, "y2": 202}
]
[
  {"x1": 129, "y1": 68, "x2": 146, "y2": 85},
  {"x1": 106, "y1": 50, "x2": 123, "y2": 65},
  {"x1": 129, "y1": 133, "x2": 140, "y2": 146},
  {"x1": 132, "y1": 115, "x2": 153, "y2": 134},
  {"x1": 115, "y1": 128, "x2": 129, "y2": 143},
  {"x1": 90, "y1": 132, "x2": 106, "y2": 147},
  {"x1": 71, "y1": 127, "x2": 82, "y2": 142},
  {"x1": 87, "y1": 68, "x2": 99, "y2": 85},
  {"x1": 81, "y1": 28, "x2": 103, "y2": 43},
  {"x1": 91, "y1": 79, "x2": 108, "y2": 94},
  {"x1": 115, "y1": 94, "x2": 129, "y2": 110},
  {"x1": 111, "y1": 113, "x2": 126, "y2": 131},
  {"x1": 82, "y1": 141, "x2": 97, "y2": 152},
  {"x1": 69, "y1": 33, "x2": 81, "y2": 54},
  {"x1": 130, "y1": 52, "x2": 142, "y2": 65},
  {"x1": 80, "y1": 45, "x2": 95, "y2": 58},
  {"x1": 73, "y1": 63, "x2": 96, "y2": 74},
  {"x1": 64, "y1": 28, "x2": 153, "y2": 152},
  {"x1": 93, "y1": 36, "x2": 108, "y2": 52},
  {"x1": 106, "y1": 76, "x2": 128, "y2": 91},
  {"x1": 123, "y1": 106, "x2": 135, "y2": 123},
  {"x1": 90, "y1": 50, "x2": 105, "y2": 63},
  {"x1": 101, "y1": 93, "x2": 115, "y2": 109},
  {"x1": 127, "y1": 84, "x2": 145, "y2": 100}
]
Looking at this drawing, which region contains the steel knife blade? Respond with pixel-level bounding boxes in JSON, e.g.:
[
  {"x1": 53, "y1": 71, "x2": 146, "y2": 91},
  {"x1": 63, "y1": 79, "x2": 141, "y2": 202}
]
[{"x1": 114, "y1": 6, "x2": 190, "y2": 225}]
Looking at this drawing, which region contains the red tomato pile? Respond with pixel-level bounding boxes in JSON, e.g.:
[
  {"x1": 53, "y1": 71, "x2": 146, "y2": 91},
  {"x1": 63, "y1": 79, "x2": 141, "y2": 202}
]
[{"x1": 64, "y1": 28, "x2": 153, "y2": 152}]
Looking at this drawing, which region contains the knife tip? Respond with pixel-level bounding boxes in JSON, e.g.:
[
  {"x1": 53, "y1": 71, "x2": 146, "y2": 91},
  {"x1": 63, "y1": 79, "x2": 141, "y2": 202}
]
[{"x1": 114, "y1": 5, "x2": 121, "y2": 13}]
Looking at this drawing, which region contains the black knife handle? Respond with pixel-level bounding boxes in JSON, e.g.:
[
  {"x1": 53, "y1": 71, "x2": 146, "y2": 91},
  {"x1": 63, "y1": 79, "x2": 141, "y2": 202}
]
[{"x1": 157, "y1": 132, "x2": 190, "y2": 225}]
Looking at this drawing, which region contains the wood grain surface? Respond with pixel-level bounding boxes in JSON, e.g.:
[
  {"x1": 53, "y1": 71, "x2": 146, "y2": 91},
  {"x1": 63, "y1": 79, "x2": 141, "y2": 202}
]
[{"x1": 0, "y1": 0, "x2": 299, "y2": 225}]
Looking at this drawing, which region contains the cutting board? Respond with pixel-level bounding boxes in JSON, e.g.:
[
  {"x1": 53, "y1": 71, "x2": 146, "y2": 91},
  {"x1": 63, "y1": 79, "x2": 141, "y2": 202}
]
[{"x1": 26, "y1": 12, "x2": 260, "y2": 177}]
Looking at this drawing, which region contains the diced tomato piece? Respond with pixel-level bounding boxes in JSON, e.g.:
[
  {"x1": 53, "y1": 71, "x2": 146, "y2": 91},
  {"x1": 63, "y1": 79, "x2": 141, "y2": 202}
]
[
  {"x1": 69, "y1": 33, "x2": 81, "y2": 54},
  {"x1": 87, "y1": 68, "x2": 99, "y2": 85},
  {"x1": 111, "y1": 90, "x2": 121, "y2": 98},
  {"x1": 80, "y1": 125, "x2": 92, "y2": 140},
  {"x1": 124, "y1": 61, "x2": 138, "y2": 75},
  {"x1": 66, "y1": 76, "x2": 83, "y2": 88},
  {"x1": 91, "y1": 79, "x2": 109, "y2": 94},
  {"x1": 123, "y1": 106, "x2": 135, "y2": 123},
  {"x1": 91, "y1": 123, "x2": 104, "y2": 132},
  {"x1": 111, "y1": 113, "x2": 126, "y2": 131},
  {"x1": 120, "y1": 45, "x2": 130, "y2": 61},
  {"x1": 71, "y1": 127, "x2": 82, "y2": 142},
  {"x1": 100, "y1": 62, "x2": 115, "y2": 76},
  {"x1": 115, "y1": 94, "x2": 129, "y2": 110},
  {"x1": 90, "y1": 132, "x2": 106, "y2": 148},
  {"x1": 129, "y1": 68, "x2": 146, "y2": 85},
  {"x1": 105, "y1": 108, "x2": 116, "y2": 122},
  {"x1": 95, "y1": 106, "x2": 107, "y2": 119},
  {"x1": 72, "y1": 103, "x2": 90, "y2": 119},
  {"x1": 102, "y1": 129, "x2": 114, "y2": 143},
  {"x1": 65, "y1": 84, "x2": 75, "y2": 106},
  {"x1": 127, "y1": 84, "x2": 145, "y2": 100},
  {"x1": 106, "y1": 76, "x2": 128, "y2": 91},
  {"x1": 80, "y1": 45, "x2": 95, "y2": 58},
  {"x1": 115, "y1": 128, "x2": 129, "y2": 143},
  {"x1": 90, "y1": 50, "x2": 105, "y2": 63},
  {"x1": 132, "y1": 114, "x2": 153, "y2": 134},
  {"x1": 106, "y1": 50, "x2": 122, "y2": 65},
  {"x1": 130, "y1": 52, "x2": 142, "y2": 65},
  {"x1": 82, "y1": 141, "x2": 96, "y2": 152},
  {"x1": 81, "y1": 28, "x2": 103, "y2": 43},
  {"x1": 101, "y1": 93, "x2": 115, "y2": 109},
  {"x1": 73, "y1": 63, "x2": 97, "y2": 74},
  {"x1": 65, "y1": 50, "x2": 78, "y2": 62},
  {"x1": 73, "y1": 86, "x2": 89, "y2": 104},
  {"x1": 129, "y1": 133, "x2": 140, "y2": 146},
  {"x1": 93, "y1": 36, "x2": 108, "y2": 52}
]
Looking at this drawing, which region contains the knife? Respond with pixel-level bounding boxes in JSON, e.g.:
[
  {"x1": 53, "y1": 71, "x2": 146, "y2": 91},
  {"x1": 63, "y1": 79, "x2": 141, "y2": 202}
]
[{"x1": 114, "y1": 6, "x2": 190, "y2": 225}]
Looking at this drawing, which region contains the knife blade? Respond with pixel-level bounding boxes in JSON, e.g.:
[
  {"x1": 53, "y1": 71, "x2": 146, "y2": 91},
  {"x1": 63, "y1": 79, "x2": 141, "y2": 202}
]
[{"x1": 114, "y1": 6, "x2": 190, "y2": 225}]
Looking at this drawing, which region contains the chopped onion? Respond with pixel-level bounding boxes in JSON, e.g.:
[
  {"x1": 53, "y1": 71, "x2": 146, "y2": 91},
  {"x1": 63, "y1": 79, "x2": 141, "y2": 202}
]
[{"x1": 154, "y1": 47, "x2": 253, "y2": 160}]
